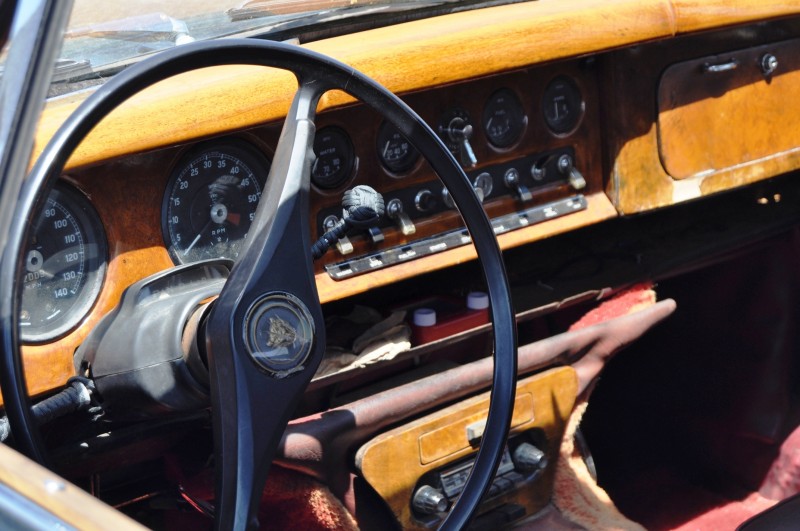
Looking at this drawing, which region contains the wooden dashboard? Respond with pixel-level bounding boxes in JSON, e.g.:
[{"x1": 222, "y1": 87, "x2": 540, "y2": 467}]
[{"x1": 19, "y1": 0, "x2": 800, "y2": 403}]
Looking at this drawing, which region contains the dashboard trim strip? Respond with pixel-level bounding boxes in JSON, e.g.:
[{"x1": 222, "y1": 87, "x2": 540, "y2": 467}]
[{"x1": 325, "y1": 195, "x2": 588, "y2": 280}]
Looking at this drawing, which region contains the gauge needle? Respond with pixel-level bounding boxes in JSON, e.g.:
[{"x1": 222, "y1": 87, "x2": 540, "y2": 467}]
[
  {"x1": 183, "y1": 220, "x2": 212, "y2": 257},
  {"x1": 183, "y1": 233, "x2": 203, "y2": 257},
  {"x1": 382, "y1": 141, "x2": 392, "y2": 158}
]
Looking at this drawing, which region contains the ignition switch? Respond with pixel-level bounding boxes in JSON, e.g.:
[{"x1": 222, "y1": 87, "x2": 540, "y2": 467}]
[{"x1": 439, "y1": 108, "x2": 478, "y2": 167}]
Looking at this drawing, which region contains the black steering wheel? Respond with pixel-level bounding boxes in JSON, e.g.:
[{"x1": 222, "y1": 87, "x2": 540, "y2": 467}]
[{"x1": 0, "y1": 39, "x2": 518, "y2": 530}]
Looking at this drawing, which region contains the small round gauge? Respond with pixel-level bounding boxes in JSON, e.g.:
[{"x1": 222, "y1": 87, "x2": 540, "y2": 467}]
[
  {"x1": 376, "y1": 121, "x2": 419, "y2": 175},
  {"x1": 312, "y1": 126, "x2": 355, "y2": 190},
  {"x1": 482, "y1": 88, "x2": 526, "y2": 148},
  {"x1": 162, "y1": 140, "x2": 270, "y2": 265},
  {"x1": 21, "y1": 184, "x2": 107, "y2": 343},
  {"x1": 542, "y1": 76, "x2": 584, "y2": 135}
]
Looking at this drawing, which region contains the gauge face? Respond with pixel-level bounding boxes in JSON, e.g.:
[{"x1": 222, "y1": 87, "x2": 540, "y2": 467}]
[
  {"x1": 311, "y1": 126, "x2": 355, "y2": 190},
  {"x1": 376, "y1": 121, "x2": 419, "y2": 175},
  {"x1": 162, "y1": 140, "x2": 270, "y2": 265},
  {"x1": 542, "y1": 76, "x2": 584, "y2": 135},
  {"x1": 21, "y1": 184, "x2": 107, "y2": 343},
  {"x1": 482, "y1": 88, "x2": 526, "y2": 148}
]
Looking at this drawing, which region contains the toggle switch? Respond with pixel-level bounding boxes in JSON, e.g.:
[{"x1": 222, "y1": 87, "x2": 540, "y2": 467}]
[
  {"x1": 322, "y1": 215, "x2": 354, "y2": 255},
  {"x1": 386, "y1": 198, "x2": 416, "y2": 235},
  {"x1": 504, "y1": 167, "x2": 532, "y2": 202},
  {"x1": 557, "y1": 154, "x2": 586, "y2": 191}
]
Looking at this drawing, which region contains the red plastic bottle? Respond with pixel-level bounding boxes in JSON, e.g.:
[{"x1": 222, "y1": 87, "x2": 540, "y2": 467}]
[{"x1": 410, "y1": 292, "x2": 490, "y2": 346}]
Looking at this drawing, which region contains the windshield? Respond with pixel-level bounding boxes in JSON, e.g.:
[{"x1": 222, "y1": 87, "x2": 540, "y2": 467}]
[{"x1": 5, "y1": 0, "x2": 525, "y2": 97}]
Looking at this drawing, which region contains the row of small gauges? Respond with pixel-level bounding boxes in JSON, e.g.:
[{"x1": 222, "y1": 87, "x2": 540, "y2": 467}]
[{"x1": 312, "y1": 75, "x2": 583, "y2": 189}]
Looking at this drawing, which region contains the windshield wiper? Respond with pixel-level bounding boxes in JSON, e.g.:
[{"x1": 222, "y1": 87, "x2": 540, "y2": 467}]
[
  {"x1": 65, "y1": 13, "x2": 195, "y2": 46},
  {"x1": 228, "y1": 0, "x2": 452, "y2": 23},
  {"x1": 226, "y1": 0, "x2": 418, "y2": 21},
  {"x1": 227, "y1": 0, "x2": 527, "y2": 43},
  {"x1": 51, "y1": 59, "x2": 93, "y2": 83}
]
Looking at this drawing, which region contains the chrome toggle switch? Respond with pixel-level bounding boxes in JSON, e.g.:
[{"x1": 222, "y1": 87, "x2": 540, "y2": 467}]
[
  {"x1": 557, "y1": 154, "x2": 586, "y2": 191},
  {"x1": 504, "y1": 167, "x2": 532, "y2": 202},
  {"x1": 323, "y1": 215, "x2": 354, "y2": 255},
  {"x1": 387, "y1": 198, "x2": 416, "y2": 235}
]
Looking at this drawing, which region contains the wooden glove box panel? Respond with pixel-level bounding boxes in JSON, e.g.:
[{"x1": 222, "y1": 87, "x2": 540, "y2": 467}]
[{"x1": 657, "y1": 38, "x2": 800, "y2": 180}]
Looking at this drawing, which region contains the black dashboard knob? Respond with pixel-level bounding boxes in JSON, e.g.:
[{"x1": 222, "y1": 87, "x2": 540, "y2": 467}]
[{"x1": 415, "y1": 189, "x2": 438, "y2": 213}]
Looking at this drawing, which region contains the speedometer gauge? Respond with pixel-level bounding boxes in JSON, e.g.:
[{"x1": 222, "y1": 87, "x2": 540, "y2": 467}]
[
  {"x1": 21, "y1": 184, "x2": 107, "y2": 343},
  {"x1": 162, "y1": 140, "x2": 271, "y2": 265}
]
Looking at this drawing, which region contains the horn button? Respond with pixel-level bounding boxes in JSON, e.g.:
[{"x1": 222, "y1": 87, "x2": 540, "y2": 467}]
[{"x1": 243, "y1": 292, "x2": 315, "y2": 377}]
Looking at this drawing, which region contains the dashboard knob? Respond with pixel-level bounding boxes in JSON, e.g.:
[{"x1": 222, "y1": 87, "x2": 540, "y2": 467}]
[
  {"x1": 415, "y1": 189, "x2": 438, "y2": 213},
  {"x1": 412, "y1": 485, "x2": 449, "y2": 515},
  {"x1": 512, "y1": 442, "x2": 548, "y2": 473},
  {"x1": 441, "y1": 188, "x2": 456, "y2": 209},
  {"x1": 761, "y1": 53, "x2": 778, "y2": 76}
]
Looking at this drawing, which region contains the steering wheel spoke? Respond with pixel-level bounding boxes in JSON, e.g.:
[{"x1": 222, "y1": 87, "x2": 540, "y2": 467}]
[{"x1": 204, "y1": 79, "x2": 326, "y2": 530}]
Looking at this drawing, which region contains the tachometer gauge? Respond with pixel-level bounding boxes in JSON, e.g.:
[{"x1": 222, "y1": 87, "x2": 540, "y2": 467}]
[
  {"x1": 482, "y1": 88, "x2": 526, "y2": 148},
  {"x1": 312, "y1": 126, "x2": 355, "y2": 190},
  {"x1": 21, "y1": 184, "x2": 107, "y2": 343},
  {"x1": 162, "y1": 140, "x2": 270, "y2": 265},
  {"x1": 376, "y1": 120, "x2": 419, "y2": 174}
]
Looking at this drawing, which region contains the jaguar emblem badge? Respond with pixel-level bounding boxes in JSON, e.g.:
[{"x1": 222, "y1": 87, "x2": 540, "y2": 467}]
[
  {"x1": 267, "y1": 316, "x2": 297, "y2": 348},
  {"x1": 243, "y1": 292, "x2": 314, "y2": 377}
]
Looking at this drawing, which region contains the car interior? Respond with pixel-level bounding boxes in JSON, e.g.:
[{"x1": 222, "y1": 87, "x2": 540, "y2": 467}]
[{"x1": 4, "y1": 0, "x2": 800, "y2": 529}]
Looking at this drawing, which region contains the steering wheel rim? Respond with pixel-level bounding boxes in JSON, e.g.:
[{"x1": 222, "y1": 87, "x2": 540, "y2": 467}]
[{"x1": 0, "y1": 39, "x2": 518, "y2": 530}]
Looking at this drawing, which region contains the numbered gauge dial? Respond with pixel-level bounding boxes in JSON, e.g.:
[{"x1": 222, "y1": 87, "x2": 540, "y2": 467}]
[
  {"x1": 21, "y1": 184, "x2": 107, "y2": 342},
  {"x1": 542, "y1": 76, "x2": 584, "y2": 135},
  {"x1": 483, "y1": 88, "x2": 526, "y2": 148},
  {"x1": 376, "y1": 121, "x2": 419, "y2": 175},
  {"x1": 162, "y1": 140, "x2": 270, "y2": 265},
  {"x1": 311, "y1": 126, "x2": 355, "y2": 190}
]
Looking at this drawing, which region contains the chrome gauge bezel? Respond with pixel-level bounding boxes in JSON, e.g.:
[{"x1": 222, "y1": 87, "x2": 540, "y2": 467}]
[
  {"x1": 161, "y1": 139, "x2": 271, "y2": 265},
  {"x1": 20, "y1": 183, "x2": 108, "y2": 343}
]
